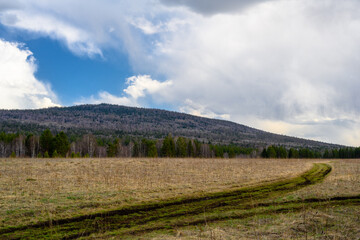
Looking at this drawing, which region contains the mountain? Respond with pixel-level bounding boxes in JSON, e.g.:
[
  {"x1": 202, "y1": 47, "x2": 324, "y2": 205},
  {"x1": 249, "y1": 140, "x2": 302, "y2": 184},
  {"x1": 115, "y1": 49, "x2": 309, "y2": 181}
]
[{"x1": 0, "y1": 104, "x2": 341, "y2": 149}]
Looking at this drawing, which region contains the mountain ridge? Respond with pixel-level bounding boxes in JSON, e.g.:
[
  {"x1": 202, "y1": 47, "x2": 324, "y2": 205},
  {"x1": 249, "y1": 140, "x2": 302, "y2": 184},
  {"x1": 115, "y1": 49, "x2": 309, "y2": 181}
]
[{"x1": 0, "y1": 104, "x2": 342, "y2": 149}]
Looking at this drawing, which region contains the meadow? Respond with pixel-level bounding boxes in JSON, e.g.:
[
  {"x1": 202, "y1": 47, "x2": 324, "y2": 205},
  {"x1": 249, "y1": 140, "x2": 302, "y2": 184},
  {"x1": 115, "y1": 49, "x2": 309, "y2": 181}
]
[
  {"x1": 146, "y1": 159, "x2": 360, "y2": 240},
  {"x1": 0, "y1": 158, "x2": 359, "y2": 239}
]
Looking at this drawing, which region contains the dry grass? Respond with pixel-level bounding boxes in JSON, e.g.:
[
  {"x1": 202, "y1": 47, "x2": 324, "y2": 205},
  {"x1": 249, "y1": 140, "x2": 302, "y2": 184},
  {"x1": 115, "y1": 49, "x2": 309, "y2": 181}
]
[
  {"x1": 139, "y1": 159, "x2": 360, "y2": 240},
  {"x1": 293, "y1": 159, "x2": 360, "y2": 199},
  {"x1": 0, "y1": 158, "x2": 315, "y2": 227},
  {"x1": 147, "y1": 205, "x2": 360, "y2": 240}
]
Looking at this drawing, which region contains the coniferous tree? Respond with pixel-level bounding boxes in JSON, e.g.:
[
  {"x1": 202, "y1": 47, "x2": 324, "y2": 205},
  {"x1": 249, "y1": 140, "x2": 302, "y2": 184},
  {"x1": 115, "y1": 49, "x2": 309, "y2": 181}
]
[
  {"x1": 228, "y1": 147, "x2": 236, "y2": 158},
  {"x1": 267, "y1": 146, "x2": 277, "y2": 158},
  {"x1": 161, "y1": 134, "x2": 175, "y2": 157},
  {"x1": 107, "y1": 140, "x2": 117, "y2": 157},
  {"x1": 187, "y1": 140, "x2": 194, "y2": 157},
  {"x1": 54, "y1": 131, "x2": 70, "y2": 157},
  {"x1": 212, "y1": 145, "x2": 224, "y2": 158},
  {"x1": 52, "y1": 150, "x2": 59, "y2": 158},
  {"x1": 176, "y1": 137, "x2": 187, "y2": 157},
  {"x1": 288, "y1": 148, "x2": 299, "y2": 158},
  {"x1": 193, "y1": 139, "x2": 202, "y2": 157},
  {"x1": 44, "y1": 151, "x2": 50, "y2": 158},
  {"x1": 261, "y1": 148, "x2": 268, "y2": 158},
  {"x1": 146, "y1": 140, "x2": 158, "y2": 158},
  {"x1": 40, "y1": 129, "x2": 54, "y2": 156},
  {"x1": 332, "y1": 149, "x2": 339, "y2": 158},
  {"x1": 355, "y1": 147, "x2": 360, "y2": 158},
  {"x1": 277, "y1": 146, "x2": 287, "y2": 158}
]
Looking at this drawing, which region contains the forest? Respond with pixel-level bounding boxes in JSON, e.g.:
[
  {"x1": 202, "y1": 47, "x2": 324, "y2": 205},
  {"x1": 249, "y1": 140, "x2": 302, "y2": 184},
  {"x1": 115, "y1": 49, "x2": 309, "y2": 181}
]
[
  {"x1": 0, "y1": 130, "x2": 255, "y2": 158},
  {"x1": 0, "y1": 130, "x2": 359, "y2": 159},
  {"x1": 261, "y1": 145, "x2": 360, "y2": 159},
  {"x1": 0, "y1": 104, "x2": 343, "y2": 150}
]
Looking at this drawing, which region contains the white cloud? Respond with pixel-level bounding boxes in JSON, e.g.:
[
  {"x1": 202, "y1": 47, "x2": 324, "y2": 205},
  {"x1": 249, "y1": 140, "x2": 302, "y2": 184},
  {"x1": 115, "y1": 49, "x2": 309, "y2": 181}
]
[
  {"x1": 0, "y1": 0, "x2": 156, "y2": 58},
  {"x1": 160, "y1": 0, "x2": 274, "y2": 15},
  {"x1": 128, "y1": 17, "x2": 190, "y2": 35},
  {"x1": 1, "y1": 0, "x2": 360, "y2": 146},
  {"x1": 76, "y1": 75, "x2": 172, "y2": 107},
  {"x1": 150, "y1": 0, "x2": 360, "y2": 146},
  {"x1": 128, "y1": 17, "x2": 163, "y2": 35},
  {"x1": 124, "y1": 75, "x2": 172, "y2": 99},
  {"x1": 0, "y1": 10, "x2": 102, "y2": 57},
  {"x1": 0, "y1": 39, "x2": 60, "y2": 109},
  {"x1": 180, "y1": 99, "x2": 230, "y2": 120},
  {"x1": 0, "y1": 0, "x2": 19, "y2": 11},
  {"x1": 76, "y1": 91, "x2": 134, "y2": 107}
]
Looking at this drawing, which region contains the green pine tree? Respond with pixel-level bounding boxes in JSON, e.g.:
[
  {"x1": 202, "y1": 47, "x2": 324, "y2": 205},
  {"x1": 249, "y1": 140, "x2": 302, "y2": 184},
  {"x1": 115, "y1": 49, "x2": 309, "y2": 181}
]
[
  {"x1": 267, "y1": 146, "x2": 277, "y2": 158},
  {"x1": 52, "y1": 150, "x2": 58, "y2": 158},
  {"x1": 176, "y1": 137, "x2": 187, "y2": 157},
  {"x1": 187, "y1": 140, "x2": 194, "y2": 157},
  {"x1": 161, "y1": 134, "x2": 175, "y2": 157},
  {"x1": 147, "y1": 141, "x2": 158, "y2": 158},
  {"x1": 54, "y1": 131, "x2": 70, "y2": 157},
  {"x1": 40, "y1": 129, "x2": 54, "y2": 156}
]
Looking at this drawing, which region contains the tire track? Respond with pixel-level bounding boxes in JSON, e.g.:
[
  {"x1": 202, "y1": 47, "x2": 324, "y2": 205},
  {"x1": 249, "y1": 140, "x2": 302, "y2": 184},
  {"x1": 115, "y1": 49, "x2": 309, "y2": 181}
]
[{"x1": 0, "y1": 163, "x2": 332, "y2": 239}]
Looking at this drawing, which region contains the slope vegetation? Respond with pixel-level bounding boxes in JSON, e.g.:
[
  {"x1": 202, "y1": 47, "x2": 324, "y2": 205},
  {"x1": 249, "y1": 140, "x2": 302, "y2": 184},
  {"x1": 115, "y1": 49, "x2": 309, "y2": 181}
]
[{"x1": 0, "y1": 104, "x2": 341, "y2": 149}]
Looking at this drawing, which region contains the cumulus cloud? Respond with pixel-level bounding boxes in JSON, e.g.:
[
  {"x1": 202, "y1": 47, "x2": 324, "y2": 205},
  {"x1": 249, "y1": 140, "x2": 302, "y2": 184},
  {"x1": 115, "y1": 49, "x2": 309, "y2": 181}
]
[
  {"x1": 1, "y1": 0, "x2": 360, "y2": 146},
  {"x1": 0, "y1": 39, "x2": 60, "y2": 109},
  {"x1": 76, "y1": 75, "x2": 172, "y2": 107},
  {"x1": 124, "y1": 75, "x2": 172, "y2": 99}
]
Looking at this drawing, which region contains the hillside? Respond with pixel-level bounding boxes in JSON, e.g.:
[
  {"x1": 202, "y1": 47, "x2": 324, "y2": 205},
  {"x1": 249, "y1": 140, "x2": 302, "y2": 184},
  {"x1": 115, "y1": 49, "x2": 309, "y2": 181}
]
[{"x1": 0, "y1": 104, "x2": 341, "y2": 149}]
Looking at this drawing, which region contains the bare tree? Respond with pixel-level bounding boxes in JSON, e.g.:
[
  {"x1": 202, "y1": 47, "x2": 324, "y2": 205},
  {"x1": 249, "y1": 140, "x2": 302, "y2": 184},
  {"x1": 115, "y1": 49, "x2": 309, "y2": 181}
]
[
  {"x1": 81, "y1": 134, "x2": 98, "y2": 157},
  {"x1": 14, "y1": 135, "x2": 26, "y2": 157}
]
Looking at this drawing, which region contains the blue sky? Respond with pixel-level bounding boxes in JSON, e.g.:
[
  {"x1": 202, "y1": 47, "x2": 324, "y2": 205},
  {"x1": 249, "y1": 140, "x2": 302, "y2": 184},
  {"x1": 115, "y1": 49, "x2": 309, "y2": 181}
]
[
  {"x1": 27, "y1": 38, "x2": 132, "y2": 105},
  {"x1": 0, "y1": 0, "x2": 360, "y2": 146},
  {"x1": 0, "y1": 23, "x2": 134, "y2": 105}
]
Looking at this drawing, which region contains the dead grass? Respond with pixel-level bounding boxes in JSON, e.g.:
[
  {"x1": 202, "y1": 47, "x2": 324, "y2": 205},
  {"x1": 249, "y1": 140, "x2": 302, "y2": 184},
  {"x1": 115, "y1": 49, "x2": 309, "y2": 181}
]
[
  {"x1": 0, "y1": 158, "x2": 315, "y2": 227},
  {"x1": 293, "y1": 159, "x2": 360, "y2": 199},
  {"x1": 138, "y1": 159, "x2": 360, "y2": 240},
  {"x1": 146, "y1": 205, "x2": 360, "y2": 240}
]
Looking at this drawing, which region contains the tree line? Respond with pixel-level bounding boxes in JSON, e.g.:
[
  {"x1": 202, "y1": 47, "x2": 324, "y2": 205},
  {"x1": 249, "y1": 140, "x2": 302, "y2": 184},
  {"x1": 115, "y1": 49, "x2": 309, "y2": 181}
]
[
  {"x1": 2, "y1": 130, "x2": 359, "y2": 159},
  {"x1": 0, "y1": 130, "x2": 257, "y2": 158},
  {"x1": 261, "y1": 145, "x2": 360, "y2": 159}
]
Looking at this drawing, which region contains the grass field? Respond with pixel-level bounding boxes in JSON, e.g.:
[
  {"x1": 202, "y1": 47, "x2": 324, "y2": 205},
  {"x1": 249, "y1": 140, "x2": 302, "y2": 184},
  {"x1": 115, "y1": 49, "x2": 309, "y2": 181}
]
[
  {"x1": 0, "y1": 158, "x2": 359, "y2": 239},
  {"x1": 143, "y1": 159, "x2": 360, "y2": 240}
]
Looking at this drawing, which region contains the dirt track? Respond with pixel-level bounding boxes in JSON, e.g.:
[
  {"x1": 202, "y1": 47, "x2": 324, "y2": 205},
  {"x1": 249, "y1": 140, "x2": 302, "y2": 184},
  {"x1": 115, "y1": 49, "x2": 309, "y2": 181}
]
[{"x1": 2, "y1": 163, "x2": 359, "y2": 239}]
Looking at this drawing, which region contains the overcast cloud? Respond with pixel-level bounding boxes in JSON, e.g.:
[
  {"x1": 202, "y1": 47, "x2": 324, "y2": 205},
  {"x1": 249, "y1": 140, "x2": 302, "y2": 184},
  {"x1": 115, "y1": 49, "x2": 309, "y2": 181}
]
[
  {"x1": 0, "y1": 0, "x2": 360, "y2": 145},
  {"x1": 160, "y1": 0, "x2": 274, "y2": 15},
  {"x1": 155, "y1": 0, "x2": 360, "y2": 145},
  {"x1": 0, "y1": 0, "x2": 19, "y2": 11}
]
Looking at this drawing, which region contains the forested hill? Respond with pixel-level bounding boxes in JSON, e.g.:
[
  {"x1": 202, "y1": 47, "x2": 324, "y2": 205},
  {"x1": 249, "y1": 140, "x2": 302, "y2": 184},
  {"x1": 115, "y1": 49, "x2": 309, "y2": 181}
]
[{"x1": 0, "y1": 104, "x2": 340, "y2": 149}]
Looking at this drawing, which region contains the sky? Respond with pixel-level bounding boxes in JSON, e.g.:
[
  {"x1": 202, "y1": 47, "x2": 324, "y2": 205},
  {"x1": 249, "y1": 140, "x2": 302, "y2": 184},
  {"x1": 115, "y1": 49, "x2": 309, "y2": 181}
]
[{"x1": 0, "y1": 0, "x2": 360, "y2": 146}]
